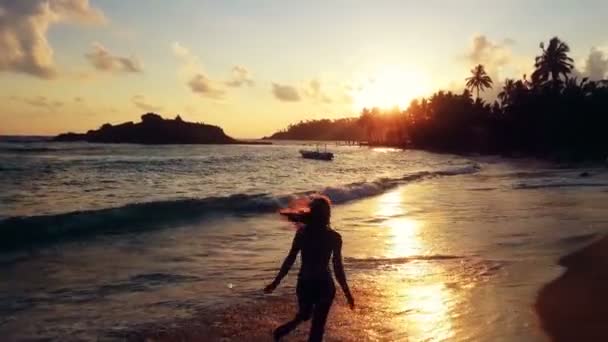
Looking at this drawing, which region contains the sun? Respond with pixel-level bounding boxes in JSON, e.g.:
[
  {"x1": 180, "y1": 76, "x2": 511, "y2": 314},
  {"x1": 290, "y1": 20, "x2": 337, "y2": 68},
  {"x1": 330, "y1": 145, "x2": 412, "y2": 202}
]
[{"x1": 352, "y1": 65, "x2": 431, "y2": 110}]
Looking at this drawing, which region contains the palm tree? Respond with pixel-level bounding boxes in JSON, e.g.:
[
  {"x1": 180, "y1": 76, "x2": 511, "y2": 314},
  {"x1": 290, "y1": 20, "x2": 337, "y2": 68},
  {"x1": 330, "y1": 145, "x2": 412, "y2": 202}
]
[
  {"x1": 498, "y1": 79, "x2": 516, "y2": 106},
  {"x1": 531, "y1": 37, "x2": 574, "y2": 85},
  {"x1": 359, "y1": 107, "x2": 375, "y2": 143},
  {"x1": 465, "y1": 64, "x2": 493, "y2": 99}
]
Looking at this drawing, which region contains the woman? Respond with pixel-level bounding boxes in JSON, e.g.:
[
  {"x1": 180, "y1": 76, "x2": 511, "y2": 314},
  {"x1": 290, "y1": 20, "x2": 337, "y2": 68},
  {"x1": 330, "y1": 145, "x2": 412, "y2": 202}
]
[{"x1": 264, "y1": 195, "x2": 355, "y2": 342}]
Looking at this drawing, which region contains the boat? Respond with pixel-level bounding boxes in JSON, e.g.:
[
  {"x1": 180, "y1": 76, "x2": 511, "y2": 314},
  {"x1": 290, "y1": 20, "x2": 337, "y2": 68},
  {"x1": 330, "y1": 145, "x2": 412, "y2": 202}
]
[{"x1": 299, "y1": 145, "x2": 334, "y2": 161}]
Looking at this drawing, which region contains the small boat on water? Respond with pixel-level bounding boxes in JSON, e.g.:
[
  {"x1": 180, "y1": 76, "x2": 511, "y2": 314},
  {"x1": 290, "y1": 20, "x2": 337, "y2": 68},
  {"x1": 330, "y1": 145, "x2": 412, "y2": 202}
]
[{"x1": 300, "y1": 145, "x2": 334, "y2": 161}]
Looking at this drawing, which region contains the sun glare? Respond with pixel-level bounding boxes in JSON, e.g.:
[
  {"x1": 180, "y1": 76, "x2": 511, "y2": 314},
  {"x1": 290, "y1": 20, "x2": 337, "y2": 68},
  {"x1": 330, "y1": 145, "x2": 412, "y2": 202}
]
[{"x1": 352, "y1": 65, "x2": 431, "y2": 111}]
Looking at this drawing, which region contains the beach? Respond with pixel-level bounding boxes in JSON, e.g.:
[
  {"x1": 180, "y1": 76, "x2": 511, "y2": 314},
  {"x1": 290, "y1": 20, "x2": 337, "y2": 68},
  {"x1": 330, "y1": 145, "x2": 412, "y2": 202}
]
[
  {"x1": 131, "y1": 177, "x2": 605, "y2": 342},
  {"x1": 1, "y1": 142, "x2": 607, "y2": 341}
]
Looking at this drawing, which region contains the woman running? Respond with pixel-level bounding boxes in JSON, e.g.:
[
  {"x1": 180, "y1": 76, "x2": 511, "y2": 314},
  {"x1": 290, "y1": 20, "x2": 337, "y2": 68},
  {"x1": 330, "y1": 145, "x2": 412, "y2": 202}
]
[{"x1": 264, "y1": 195, "x2": 355, "y2": 342}]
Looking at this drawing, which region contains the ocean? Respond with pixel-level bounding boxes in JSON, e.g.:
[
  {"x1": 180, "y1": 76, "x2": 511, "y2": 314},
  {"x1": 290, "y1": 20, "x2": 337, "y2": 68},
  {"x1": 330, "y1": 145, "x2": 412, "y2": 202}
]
[{"x1": 1, "y1": 140, "x2": 607, "y2": 341}]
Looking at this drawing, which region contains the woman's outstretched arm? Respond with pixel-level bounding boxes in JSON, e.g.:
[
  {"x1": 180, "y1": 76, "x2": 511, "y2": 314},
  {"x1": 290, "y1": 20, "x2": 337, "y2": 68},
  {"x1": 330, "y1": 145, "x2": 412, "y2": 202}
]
[
  {"x1": 332, "y1": 234, "x2": 355, "y2": 308},
  {"x1": 264, "y1": 232, "x2": 301, "y2": 293}
]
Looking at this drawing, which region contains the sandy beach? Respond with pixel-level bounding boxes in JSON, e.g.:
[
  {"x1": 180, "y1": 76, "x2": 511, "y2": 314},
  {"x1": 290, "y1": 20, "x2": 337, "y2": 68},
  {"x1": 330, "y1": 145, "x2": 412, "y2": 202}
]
[{"x1": 131, "y1": 230, "x2": 608, "y2": 342}]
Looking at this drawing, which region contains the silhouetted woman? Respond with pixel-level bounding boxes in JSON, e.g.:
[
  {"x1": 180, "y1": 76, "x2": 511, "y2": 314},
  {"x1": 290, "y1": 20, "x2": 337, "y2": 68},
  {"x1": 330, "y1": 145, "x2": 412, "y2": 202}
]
[{"x1": 264, "y1": 195, "x2": 355, "y2": 342}]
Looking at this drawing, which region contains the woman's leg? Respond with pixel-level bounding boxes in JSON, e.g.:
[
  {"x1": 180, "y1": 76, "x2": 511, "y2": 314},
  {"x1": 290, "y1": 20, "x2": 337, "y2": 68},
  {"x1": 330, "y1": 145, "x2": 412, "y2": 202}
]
[
  {"x1": 274, "y1": 279, "x2": 313, "y2": 340},
  {"x1": 273, "y1": 316, "x2": 304, "y2": 341},
  {"x1": 308, "y1": 279, "x2": 336, "y2": 342}
]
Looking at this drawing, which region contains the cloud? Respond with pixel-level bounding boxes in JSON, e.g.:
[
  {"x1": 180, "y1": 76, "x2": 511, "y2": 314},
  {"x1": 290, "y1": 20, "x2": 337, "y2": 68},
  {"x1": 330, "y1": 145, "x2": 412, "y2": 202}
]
[
  {"x1": 226, "y1": 65, "x2": 254, "y2": 87},
  {"x1": 47, "y1": 0, "x2": 105, "y2": 23},
  {"x1": 462, "y1": 34, "x2": 532, "y2": 101},
  {"x1": 188, "y1": 74, "x2": 226, "y2": 99},
  {"x1": 172, "y1": 41, "x2": 203, "y2": 75},
  {"x1": 466, "y1": 35, "x2": 513, "y2": 70},
  {"x1": 85, "y1": 42, "x2": 143, "y2": 73},
  {"x1": 582, "y1": 47, "x2": 608, "y2": 81},
  {"x1": 303, "y1": 79, "x2": 332, "y2": 103},
  {"x1": 0, "y1": 0, "x2": 105, "y2": 79},
  {"x1": 173, "y1": 41, "x2": 250, "y2": 99},
  {"x1": 172, "y1": 42, "x2": 192, "y2": 60},
  {"x1": 502, "y1": 38, "x2": 516, "y2": 46},
  {"x1": 131, "y1": 94, "x2": 163, "y2": 112},
  {"x1": 272, "y1": 83, "x2": 301, "y2": 102},
  {"x1": 10, "y1": 95, "x2": 64, "y2": 110}
]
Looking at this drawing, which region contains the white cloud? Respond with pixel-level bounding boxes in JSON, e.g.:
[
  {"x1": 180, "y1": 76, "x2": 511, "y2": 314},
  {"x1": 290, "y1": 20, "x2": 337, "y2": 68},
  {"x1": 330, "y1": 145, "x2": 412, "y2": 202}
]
[
  {"x1": 462, "y1": 34, "x2": 533, "y2": 101},
  {"x1": 172, "y1": 41, "x2": 202, "y2": 74},
  {"x1": 188, "y1": 74, "x2": 225, "y2": 99},
  {"x1": 85, "y1": 42, "x2": 143, "y2": 73},
  {"x1": 226, "y1": 65, "x2": 254, "y2": 87},
  {"x1": 272, "y1": 83, "x2": 300, "y2": 102},
  {"x1": 172, "y1": 42, "x2": 191, "y2": 60},
  {"x1": 0, "y1": 0, "x2": 105, "y2": 78},
  {"x1": 172, "y1": 41, "x2": 252, "y2": 99},
  {"x1": 582, "y1": 47, "x2": 608, "y2": 81},
  {"x1": 466, "y1": 35, "x2": 514, "y2": 72},
  {"x1": 303, "y1": 79, "x2": 332, "y2": 103}
]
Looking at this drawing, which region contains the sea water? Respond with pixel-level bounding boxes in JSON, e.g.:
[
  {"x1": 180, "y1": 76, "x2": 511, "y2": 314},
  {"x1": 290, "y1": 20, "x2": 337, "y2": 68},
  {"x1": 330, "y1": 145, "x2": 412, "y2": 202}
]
[{"x1": 1, "y1": 140, "x2": 607, "y2": 340}]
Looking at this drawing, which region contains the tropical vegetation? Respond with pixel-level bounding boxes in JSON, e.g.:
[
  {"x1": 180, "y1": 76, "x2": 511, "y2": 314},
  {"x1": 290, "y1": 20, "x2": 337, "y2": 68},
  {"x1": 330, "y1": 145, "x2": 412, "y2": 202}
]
[{"x1": 268, "y1": 37, "x2": 608, "y2": 161}]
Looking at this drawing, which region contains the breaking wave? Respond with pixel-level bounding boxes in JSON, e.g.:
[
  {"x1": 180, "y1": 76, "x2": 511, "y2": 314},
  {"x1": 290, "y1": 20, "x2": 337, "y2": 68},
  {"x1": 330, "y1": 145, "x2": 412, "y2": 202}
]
[
  {"x1": 514, "y1": 181, "x2": 608, "y2": 190},
  {"x1": 0, "y1": 164, "x2": 480, "y2": 250}
]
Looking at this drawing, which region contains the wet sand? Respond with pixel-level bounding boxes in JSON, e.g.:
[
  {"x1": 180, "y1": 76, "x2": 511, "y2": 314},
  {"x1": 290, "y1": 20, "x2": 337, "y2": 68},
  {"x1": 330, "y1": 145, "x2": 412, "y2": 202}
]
[
  {"x1": 129, "y1": 231, "x2": 608, "y2": 342},
  {"x1": 124, "y1": 255, "x2": 507, "y2": 342},
  {"x1": 5, "y1": 157, "x2": 606, "y2": 341},
  {"x1": 126, "y1": 285, "x2": 379, "y2": 342},
  {"x1": 536, "y1": 235, "x2": 608, "y2": 342}
]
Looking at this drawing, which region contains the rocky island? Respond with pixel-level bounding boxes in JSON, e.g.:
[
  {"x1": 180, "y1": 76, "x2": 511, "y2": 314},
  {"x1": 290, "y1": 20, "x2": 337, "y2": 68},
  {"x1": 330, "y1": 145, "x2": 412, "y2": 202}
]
[{"x1": 54, "y1": 113, "x2": 264, "y2": 145}]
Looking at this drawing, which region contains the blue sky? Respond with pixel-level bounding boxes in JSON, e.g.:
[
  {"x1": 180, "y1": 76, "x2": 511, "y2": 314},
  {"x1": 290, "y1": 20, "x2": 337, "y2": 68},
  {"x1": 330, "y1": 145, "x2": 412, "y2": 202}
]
[{"x1": 1, "y1": 0, "x2": 607, "y2": 137}]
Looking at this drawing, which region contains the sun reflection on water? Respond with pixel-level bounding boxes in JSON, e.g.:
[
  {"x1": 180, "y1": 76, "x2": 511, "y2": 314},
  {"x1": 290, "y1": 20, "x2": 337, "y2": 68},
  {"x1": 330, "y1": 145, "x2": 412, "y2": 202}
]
[
  {"x1": 390, "y1": 265, "x2": 456, "y2": 341},
  {"x1": 376, "y1": 190, "x2": 404, "y2": 218},
  {"x1": 374, "y1": 190, "x2": 456, "y2": 341},
  {"x1": 376, "y1": 190, "x2": 423, "y2": 258},
  {"x1": 371, "y1": 147, "x2": 401, "y2": 153},
  {"x1": 387, "y1": 217, "x2": 422, "y2": 258}
]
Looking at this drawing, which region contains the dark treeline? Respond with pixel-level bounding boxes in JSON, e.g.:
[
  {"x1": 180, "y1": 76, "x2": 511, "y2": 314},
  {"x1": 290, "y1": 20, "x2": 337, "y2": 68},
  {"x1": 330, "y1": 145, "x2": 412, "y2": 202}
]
[
  {"x1": 266, "y1": 117, "x2": 366, "y2": 141},
  {"x1": 270, "y1": 37, "x2": 608, "y2": 161}
]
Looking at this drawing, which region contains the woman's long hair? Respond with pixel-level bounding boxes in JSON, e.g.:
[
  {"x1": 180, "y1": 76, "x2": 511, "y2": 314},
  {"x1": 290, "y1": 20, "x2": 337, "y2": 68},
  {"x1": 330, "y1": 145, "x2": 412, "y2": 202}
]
[
  {"x1": 279, "y1": 194, "x2": 332, "y2": 229},
  {"x1": 307, "y1": 195, "x2": 331, "y2": 229}
]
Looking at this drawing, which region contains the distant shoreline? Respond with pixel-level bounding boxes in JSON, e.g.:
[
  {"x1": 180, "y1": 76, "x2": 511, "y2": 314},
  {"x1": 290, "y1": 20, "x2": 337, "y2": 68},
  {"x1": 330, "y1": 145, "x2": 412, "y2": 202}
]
[
  {"x1": 0, "y1": 135, "x2": 272, "y2": 145},
  {"x1": 51, "y1": 113, "x2": 274, "y2": 145}
]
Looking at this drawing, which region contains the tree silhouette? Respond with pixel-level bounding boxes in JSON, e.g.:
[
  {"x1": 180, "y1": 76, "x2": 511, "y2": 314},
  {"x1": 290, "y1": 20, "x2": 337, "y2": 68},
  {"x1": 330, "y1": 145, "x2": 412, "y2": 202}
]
[
  {"x1": 359, "y1": 107, "x2": 375, "y2": 142},
  {"x1": 465, "y1": 64, "x2": 493, "y2": 99},
  {"x1": 531, "y1": 37, "x2": 574, "y2": 85},
  {"x1": 268, "y1": 36, "x2": 608, "y2": 161},
  {"x1": 498, "y1": 79, "x2": 516, "y2": 107}
]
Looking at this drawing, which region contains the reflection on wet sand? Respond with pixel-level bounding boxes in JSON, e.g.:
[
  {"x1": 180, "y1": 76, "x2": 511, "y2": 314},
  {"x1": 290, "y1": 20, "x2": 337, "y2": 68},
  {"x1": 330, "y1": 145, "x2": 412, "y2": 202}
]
[
  {"x1": 377, "y1": 190, "x2": 423, "y2": 258},
  {"x1": 388, "y1": 265, "x2": 456, "y2": 341},
  {"x1": 135, "y1": 188, "x2": 504, "y2": 341},
  {"x1": 376, "y1": 190, "x2": 456, "y2": 341},
  {"x1": 388, "y1": 217, "x2": 422, "y2": 258}
]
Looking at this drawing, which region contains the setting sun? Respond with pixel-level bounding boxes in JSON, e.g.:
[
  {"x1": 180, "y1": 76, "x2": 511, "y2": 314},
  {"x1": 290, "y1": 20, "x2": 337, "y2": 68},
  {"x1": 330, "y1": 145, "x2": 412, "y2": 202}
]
[{"x1": 352, "y1": 65, "x2": 432, "y2": 110}]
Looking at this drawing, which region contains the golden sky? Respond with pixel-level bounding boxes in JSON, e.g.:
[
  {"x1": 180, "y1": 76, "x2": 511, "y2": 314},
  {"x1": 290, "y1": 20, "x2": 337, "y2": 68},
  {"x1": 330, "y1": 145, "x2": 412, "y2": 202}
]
[{"x1": 1, "y1": 0, "x2": 607, "y2": 138}]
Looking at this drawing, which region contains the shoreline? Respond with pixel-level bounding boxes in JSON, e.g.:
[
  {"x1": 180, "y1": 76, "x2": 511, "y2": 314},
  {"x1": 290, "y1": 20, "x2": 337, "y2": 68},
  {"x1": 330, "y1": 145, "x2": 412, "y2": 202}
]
[
  {"x1": 120, "y1": 235, "x2": 608, "y2": 342},
  {"x1": 266, "y1": 138, "x2": 608, "y2": 165},
  {"x1": 3, "y1": 144, "x2": 607, "y2": 341},
  {"x1": 118, "y1": 272, "x2": 431, "y2": 342}
]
